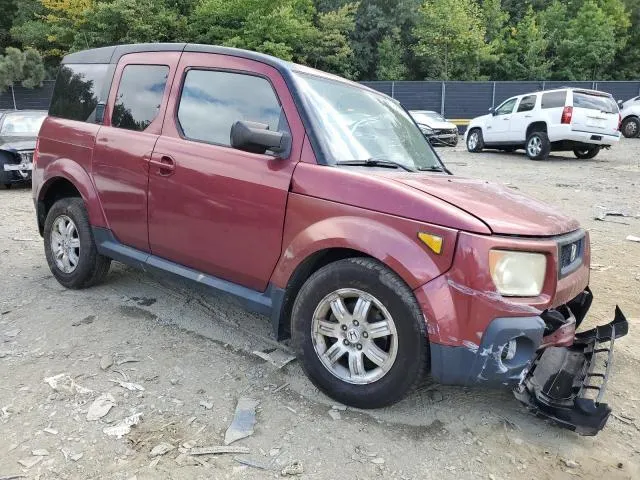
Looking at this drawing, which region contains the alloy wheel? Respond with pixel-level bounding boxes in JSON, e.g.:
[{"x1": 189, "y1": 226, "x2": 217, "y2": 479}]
[
  {"x1": 527, "y1": 136, "x2": 542, "y2": 157},
  {"x1": 50, "y1": 215, "x2": 81, "y2": 274},
  {"x1": 468, "y1": 132, "x2": 478, "y2": 150},
  {"x1": 311, "y1": 288, "x2": 398, "y2": 385}
]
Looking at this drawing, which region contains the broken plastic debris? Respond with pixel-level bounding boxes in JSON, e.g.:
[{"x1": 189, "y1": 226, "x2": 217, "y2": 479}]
[
  {"x1": 44, "y1": 374, "x2": 93, "y2": 395},
  {"x1": 149, "y1": 443, "x2": 175, "y2": 458},
  {"x1": 281, "y1": 461, "x2": 304, "y2": 476},
  {"x1": 17, "y1": 457, "x2": 42, "y2": 469},
  {"x1": 199, "y1": 400, "x2": 213, "y2": 410},
  {"x1": 86, "y1": 393, "x2": 115, "y2": 421},
  {"x1": 189, "y1": 446, "x2": 250, "y2": 455},
  {"x1": 4, "y1": 329, "x2": 20, "y2": 338},
  {"x1": 43, "y1": 428, "x2": 58, "y2": 435},
  {"x1": 627, "y1": 235, "x2": 640, "y2": 243},
  {"x1": 116, "y1": 357, "x2": 140, "y2": 366},
  {"x1": 100, "y1": 355, "x2": 113, "y2": 371},
  {"x1": 31, "y1": 449, "x2": 49, "y2": 457},
  {"x1": 328, "y1": 409, "x2": 341, "y2": 420},
  {"x1": 224, "y1": 397, "x2": 259, "y2": 445},
  {"x1": 110, "y1": 379, "x2": 145, "y2": 391},
  {"x1": 103, "y1": 412, "x2": 142, "y2": 437},
  {"x1": 252, "y1": 349, "x2": 296, "y2": 369},
  {"x1": 71, "y1": 315, "x2": 95, "y2": 326},
  {"x1": 234, "y1": 456, "x2": 271, "y2": 470}
]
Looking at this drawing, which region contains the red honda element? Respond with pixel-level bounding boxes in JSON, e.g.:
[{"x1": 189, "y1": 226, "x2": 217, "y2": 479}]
[{"x1": 33, "y1": 44, "x2": 628, "y2": 435}]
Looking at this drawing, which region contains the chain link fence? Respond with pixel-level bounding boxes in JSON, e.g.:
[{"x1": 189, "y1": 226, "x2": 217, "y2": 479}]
[{"x1": 2, "y1": 79, "x2": 639, "y2": 123}]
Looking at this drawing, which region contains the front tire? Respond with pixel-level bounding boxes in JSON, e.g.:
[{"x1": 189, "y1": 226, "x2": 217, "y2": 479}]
[
  {"x1": 44, "y1": 197, "x2": 111, "y2": 289},
  {"x1": 466, "y1": 128, "x2": 484, "y2": 152},
  {"x1": 621, "y1": 117, "x2": 640, "y2": 138},
  {"x1": 573, "y1": 146, "x2": 600, "y2": 159},
  {"x1": 292, "y1": 258, "x2": 428, "y2": 409},
  {"x1": 525, "y1": 131, "x2": 551, "y2": 160}
]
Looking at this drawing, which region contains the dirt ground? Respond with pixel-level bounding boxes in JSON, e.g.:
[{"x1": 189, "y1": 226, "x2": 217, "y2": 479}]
[{"x1": 1, "y1": 139, "x2": 639, "y2": 480}]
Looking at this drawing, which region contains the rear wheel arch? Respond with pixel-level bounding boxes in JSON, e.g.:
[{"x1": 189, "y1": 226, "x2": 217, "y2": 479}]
[
  {"x1": 526, "y1": 121, "x2": 548, "y2": 138},
  {"x1": 38, "y1": 177, "x2": 83, "y2": 235}
]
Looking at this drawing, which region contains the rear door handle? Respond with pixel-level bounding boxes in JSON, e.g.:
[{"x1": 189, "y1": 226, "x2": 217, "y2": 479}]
[
  {"x1": 149, "y1": 155, "x2": 176, "y2": 176},
  {"x1": 525, "y1": 114, "x2": 533, "y2": 118},
  {"x1": 503, "y1": 117, "x2": 510, "y2": 120}
]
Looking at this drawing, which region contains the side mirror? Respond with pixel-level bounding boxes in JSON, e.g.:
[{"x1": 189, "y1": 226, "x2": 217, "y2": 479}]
[
  {"x1": 488, "y1": 107, "x2": 496, "y2": 116},
  {"x1": 230, "y1": 120, "x2": 290, "y2": 157},
  {"x1": 617, "y1": 99, "x2": 624, "y2": 107}
]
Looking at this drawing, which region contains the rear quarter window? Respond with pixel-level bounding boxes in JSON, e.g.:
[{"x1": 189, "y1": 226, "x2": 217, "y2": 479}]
[
  {"x1": 49, "y1": 64, "x2": 109, "y2": 123},
  {"x1": 541, "y1": 91, "x2": 567, "y2": 109},
  {"x1": 111, "y1": 65, "x2": 169, "y2": 132},
  {"x1": 573, "y1": 92, "x2": 617, "y2": 114}
]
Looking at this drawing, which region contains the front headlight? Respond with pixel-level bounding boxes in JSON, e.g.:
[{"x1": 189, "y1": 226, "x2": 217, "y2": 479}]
[
  {"x1": 420, "y1": 125, "x2": 434, "y2": 135},
  {"x1": 489, "y1": 250, "x2": 546, "y2": 296}
]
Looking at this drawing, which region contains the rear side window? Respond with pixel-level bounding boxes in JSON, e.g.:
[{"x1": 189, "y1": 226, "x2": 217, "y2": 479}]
[
  {"x1": 517, "y1": 95, "x2": 537, "y2": 112},
  {"x1": 111, "y1": 65, "x2": 169, "y2": 132},
  {"x1": 177, "y1": 70, "x2": 284, "y2": 147},
  {"x1": 541, "y1": 91, "x2": 567, "y2": 109},
  {"x1": 49, "y1": 64, "x2": 108, "y2": 122},
  {"x1": 573, "y1": 91, "x2": 617, "y2": 114}
]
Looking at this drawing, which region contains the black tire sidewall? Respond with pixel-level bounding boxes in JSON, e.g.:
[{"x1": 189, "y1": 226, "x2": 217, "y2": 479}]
[
  {"x1": 526, "y1": 131, "x2": 550, "y2": 160},
  {"x1": 292, "y1": 259, "x2": 427, "y2": 409},
  {"x1": 573, "y1": 146, "x2": 600, "y2": 159},
  {"x1": 43, "y1": 197, "x2": 102, "y2": 289}
]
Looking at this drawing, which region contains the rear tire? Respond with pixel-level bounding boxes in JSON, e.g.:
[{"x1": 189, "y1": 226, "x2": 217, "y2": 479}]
[
  {"x1": 44, "y1": 197, "x2": 111, "y2": 289},
  {"x1": 292, "y1": 258, "x2": 428, "y2": 409},
  {"x1": 466, "y1": 128, "x2": 484, "y2": 152},
  {"x1": 573, "y1": 146, "x2": 600, "y2": 159},
  {"x1": 525, "y1": 131, "x2": 551, "y2": 160},
  {"x1": 621, "y1": 117, "x2": 640, "y2": 138}
]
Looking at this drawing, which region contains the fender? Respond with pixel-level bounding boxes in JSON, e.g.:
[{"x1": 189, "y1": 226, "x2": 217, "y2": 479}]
[
  {"x1": 270, "y1": 193, "x2": 459, "y2": 291},
  {"x1": 38, "y1": 158, "x2": 108, "y2": 229}
]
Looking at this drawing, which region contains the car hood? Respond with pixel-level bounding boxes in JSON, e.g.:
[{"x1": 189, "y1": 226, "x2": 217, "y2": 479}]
[
  {"x1": 419, "y1": 120, "x2": 457, "y2": 130},
  {"x1": 393, "y1": 175, "x2": 580, "y2": 236},
  {"x1": 0, "y1": 137, "x2": 36, "y2": 151}
]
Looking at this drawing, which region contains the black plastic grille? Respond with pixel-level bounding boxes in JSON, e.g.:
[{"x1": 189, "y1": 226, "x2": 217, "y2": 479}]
[{"x1": 560, "y1": 237, "x2": 584, "y2": 270}]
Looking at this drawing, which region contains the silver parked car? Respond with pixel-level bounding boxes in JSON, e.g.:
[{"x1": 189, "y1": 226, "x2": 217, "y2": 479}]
[{"x1": 409, "y1": 110, "x2": 459, "y2": 147}]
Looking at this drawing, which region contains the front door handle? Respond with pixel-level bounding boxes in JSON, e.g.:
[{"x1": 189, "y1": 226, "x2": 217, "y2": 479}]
[
  {"x1": 525, "y1": 114, "x2": 533, "y2": 118},
  {"x1": 503, "y1": 117, "x2": 510, "y2": 121},
  {"x1": 149, "y1": 155, "x2": 176, "y2": 176}
]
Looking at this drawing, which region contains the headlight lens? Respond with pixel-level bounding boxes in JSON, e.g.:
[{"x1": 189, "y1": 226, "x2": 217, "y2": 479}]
[
  {"x1": 489, "y1": 250, "x2": 546, "y2": 296},
  {"x1": 420, "y1": 125, "x2": 434, "y2": 135}
]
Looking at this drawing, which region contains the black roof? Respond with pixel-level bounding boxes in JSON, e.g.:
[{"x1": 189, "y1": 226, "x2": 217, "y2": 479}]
[{"x1": 62, "y1": 43, "x2": 293, "y2": 72}]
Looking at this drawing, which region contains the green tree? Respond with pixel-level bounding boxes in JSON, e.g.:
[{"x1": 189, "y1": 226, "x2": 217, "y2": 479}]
[
  {"x1": 556, "y1": 0, "x2": 618, "y2": 79},
  {"x1": 375, "y1": 28, "x2": 408, "y2": 80},
  {"x1": 0, "y1": 47, "x2": 45, "y2": 95},
  {"x1": 76, "y1": 0, "x2": 187, "y2": 49},
  {"x1": 350, "y1": 0, "x2": 420, "y2": 80},
  {"x1": 495, "y1": 6, "x2": 552, "y2": 80},
  {"x1": 413, "y1": 0, "x2": 491, "y2": 80},
  {"x1": 303, "y1": 3, "x2": 359, "y2": 78},
  {"x1": 21, "y1": 48, "x2": 46, "y2": 88}
]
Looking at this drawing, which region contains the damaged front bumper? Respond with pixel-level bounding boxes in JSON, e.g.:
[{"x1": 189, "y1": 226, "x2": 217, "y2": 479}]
[{"x1": 514, "y1": 306, "x2": 628, "y2": 436}]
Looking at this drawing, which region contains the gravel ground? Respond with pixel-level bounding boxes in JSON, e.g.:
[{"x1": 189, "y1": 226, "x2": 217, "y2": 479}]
[{"x1": 1, "y1": 139, "x2": 639, "y2": 480}]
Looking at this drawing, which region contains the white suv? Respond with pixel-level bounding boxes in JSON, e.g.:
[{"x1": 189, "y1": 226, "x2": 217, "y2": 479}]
[
  {"x1": 619, "y1": 96, "x2": 640, "y2": 138},
  {"x1": 465, "y1": 88, "x2": 621, "y2": 160}
]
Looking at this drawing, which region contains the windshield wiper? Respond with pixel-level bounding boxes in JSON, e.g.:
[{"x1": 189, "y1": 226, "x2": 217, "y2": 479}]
[
  {"x1": 417, "y1": 165, "x2": 445, "y2": 172},
  {"x1": 336, "y1": 158, "x2": 416, "y2": 172}
]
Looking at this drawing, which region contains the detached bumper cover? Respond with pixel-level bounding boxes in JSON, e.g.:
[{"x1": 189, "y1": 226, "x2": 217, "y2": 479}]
[{"x1": 514, "y1": 306, "x2": 628, "y2": 436}]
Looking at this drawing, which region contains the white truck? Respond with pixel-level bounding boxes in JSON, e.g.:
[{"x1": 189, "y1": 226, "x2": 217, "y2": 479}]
[
  {"x1": 465, "y1": 88, "x2": 621, "y2": 160},
  {"x1": 619, "y1": 96, "x2": 640, "y2": 138}
]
